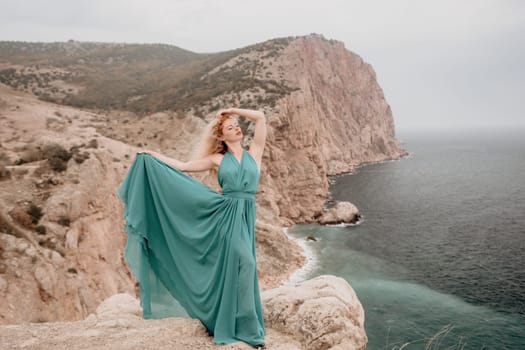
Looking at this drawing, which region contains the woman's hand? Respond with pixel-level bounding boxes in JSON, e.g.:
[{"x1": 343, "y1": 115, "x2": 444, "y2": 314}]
[
  {"x1": 217, "y1": 108, "x2": 266, "y2": 166},
  {"x1": 215, "y1": 108, "x2": 265, "y2": 122},
  {"x1": 137, "y1": 150, "x2": 157, "y2": 157},
  {"x1": 215, "y1": 108, "x2": 236, "y2": 119}
]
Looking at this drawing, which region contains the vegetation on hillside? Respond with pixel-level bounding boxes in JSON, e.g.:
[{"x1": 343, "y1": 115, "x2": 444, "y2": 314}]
[{"x1": 0, "y1": 37, "x2": 297, "y2": 115}]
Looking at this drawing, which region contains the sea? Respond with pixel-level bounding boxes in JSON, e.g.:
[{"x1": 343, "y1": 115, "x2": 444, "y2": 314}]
[{"x1": 287, "y1": 127, "x2": 525, "y2": 350}]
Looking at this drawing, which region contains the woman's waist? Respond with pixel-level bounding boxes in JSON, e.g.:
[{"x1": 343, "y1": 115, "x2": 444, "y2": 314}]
[{"x1": 221, "y1": 190, "x2": 256, "y2": 199}]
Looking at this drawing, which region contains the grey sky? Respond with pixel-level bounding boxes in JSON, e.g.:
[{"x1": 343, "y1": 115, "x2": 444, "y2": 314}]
[{"x1": 1, "y1": 0, "x2": 524, "y2": 132}]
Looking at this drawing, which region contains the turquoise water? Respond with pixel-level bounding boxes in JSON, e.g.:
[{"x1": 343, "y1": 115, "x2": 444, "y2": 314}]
[{"x1": 287, "y1": 128, "x2": 525, "y2": 349}]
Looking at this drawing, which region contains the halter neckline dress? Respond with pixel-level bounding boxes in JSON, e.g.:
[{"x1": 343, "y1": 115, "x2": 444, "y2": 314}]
[{"x1": 117, "y1": 150, "x2": 265, "y2": 346}]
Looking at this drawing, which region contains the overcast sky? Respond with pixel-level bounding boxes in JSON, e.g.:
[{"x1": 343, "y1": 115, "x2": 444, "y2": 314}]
[{"x1": 1, "y1": 0, "x2": 524, "y2": 132}]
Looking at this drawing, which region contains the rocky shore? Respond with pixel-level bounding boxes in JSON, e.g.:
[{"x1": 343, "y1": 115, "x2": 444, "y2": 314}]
[{"x1": 0, "y1": 276, "x2": 367, "y2": 350}]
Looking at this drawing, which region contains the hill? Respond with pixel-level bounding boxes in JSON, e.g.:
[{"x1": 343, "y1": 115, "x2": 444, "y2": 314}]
[{"x1": 0, "y1": 38, "x2": 295, "y2": 114}]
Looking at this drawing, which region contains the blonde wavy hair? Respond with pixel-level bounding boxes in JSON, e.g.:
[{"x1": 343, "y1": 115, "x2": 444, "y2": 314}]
[{"x1": 192, "y1": 114, "x2": 236, "y2": 173}]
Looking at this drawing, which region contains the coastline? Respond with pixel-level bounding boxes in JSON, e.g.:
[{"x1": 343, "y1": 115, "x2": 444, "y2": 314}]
[
  {"x1": 277, "y1": 153, "x2": 412, "y2": 287},
  {"x1": 328, "y1": 152, "x2": 412, "y2": 183},
  {"x1": 276, "y1": 132, "x2": 525, "y2": 349},
  {"x1": 282, "y1": 227, "x2": 318, "y2": 285},
  {"x1": 325, "y1": 153, "x2": 412, "y2": 209}
]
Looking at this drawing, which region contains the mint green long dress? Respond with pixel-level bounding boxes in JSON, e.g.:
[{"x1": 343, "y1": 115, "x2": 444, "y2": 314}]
[{"x1": 116, "y1": 151, "x2": 265, "y2": 346}]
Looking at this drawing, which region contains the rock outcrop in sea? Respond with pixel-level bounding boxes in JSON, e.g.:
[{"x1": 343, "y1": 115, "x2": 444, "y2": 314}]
[{"x1": 319, "y1": 201, "x2": 360, "y2": 225}]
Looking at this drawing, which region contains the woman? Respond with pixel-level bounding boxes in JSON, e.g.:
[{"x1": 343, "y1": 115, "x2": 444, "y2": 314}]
[{"x1": 117, "y1": 108, "x2": 267, "y2": 348}]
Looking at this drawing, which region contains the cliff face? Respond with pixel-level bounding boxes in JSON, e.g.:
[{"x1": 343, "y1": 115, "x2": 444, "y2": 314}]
[
  {"x1": 240, "y1": 35, "x2": 406, "y2": 223},
  {"x1": 0, "y1": 88, "x2": 136, "y2": 323}
]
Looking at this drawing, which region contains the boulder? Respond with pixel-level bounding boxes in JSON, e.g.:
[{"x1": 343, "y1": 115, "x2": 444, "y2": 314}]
[
  {"x1": 94, "y1": 293, "x2": 142, "y2": 321},
  {"x1": 262, "y1": 275, "x2": 367, "y2": 350},
  {"x1": 319, "y1": 202, "x2": 360, "y2": 225}
]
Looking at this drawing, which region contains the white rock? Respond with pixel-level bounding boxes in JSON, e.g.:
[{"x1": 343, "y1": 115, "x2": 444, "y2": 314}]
[
  {"x1": 95, "y1": 319, "x2": 134, "y2": 328},
  {"x1": 15, "y1": 241, "x2": 30, "y2": 253},
  {"x1": 262, "y1": 275, "x2": 367, "y2": 350},
  {"x1": 65, "y1": 228, "x2": 79, "y2": 249},
  {"x1": 25, "y1": 246, "x2": 37, "y2": 258},
  {"x1": 84, "y1": 313, "x2": 97, "y2": 323},
  {"x1": 1, "y1": 233, "x2": 17, "y2": 251},
  {"x1": 0, "y1": 276, "x2": 8, "y2": 292},
  {"x1": 319, "y1": 201, "x2": 360, "y2": 225},
  {"x1": 50, "y1": 251, "x2": 65, "y2": 265},
  {"x1": 45, "y1": 222, "x2": 68, "y2": 238},
  {"x1": 34, "y1": 264, "x2": 57, "y2": 296},
  {"x1": 95, "y1": 293, "x2": 142, "y2": 321}
]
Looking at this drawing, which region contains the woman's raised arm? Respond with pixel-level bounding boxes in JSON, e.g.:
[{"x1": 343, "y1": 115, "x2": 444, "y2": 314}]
[{"x1": 217, "y1": 108, "x2": 267, "y2": 165}]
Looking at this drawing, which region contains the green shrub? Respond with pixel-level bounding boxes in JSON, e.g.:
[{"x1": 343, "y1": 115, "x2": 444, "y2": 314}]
[
  {"x1": 42, "y1": 143, "x2": 71, "y2": 161},
  {"x1": 35, "y1": 225, "x2": 47, "y2": 235},
  {"x1": 87, "y1": 139, "x2": 98, "y2": 148},
  {"x1": 48, "y1": 157, "x2": 67, "y2": 172},
  {"x1": 73, "y1": 151, "x2": 90, "y2": 164},
  {"x1": 58, "y1": 216, "x2": 70, "y2": 227},
  {"x1": 27, "y1": 203, "x2": 43, "y2": 224},
  {"x1": 42, "y1": 143, "x2": 72, "y2": 172}
]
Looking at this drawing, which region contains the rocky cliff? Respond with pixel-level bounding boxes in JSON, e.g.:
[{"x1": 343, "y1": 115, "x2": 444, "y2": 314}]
[
  {"x1": 241, "y1": 35, "x2": 406, "y2": 224},
  {"x1": 0, "y1": 35, "x2": 404, "y2": 349}
]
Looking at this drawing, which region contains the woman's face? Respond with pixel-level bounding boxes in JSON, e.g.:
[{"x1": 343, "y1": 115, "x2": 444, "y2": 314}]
[{"x1": 221, "y1": 118, "x2": 243, "y2": 142}]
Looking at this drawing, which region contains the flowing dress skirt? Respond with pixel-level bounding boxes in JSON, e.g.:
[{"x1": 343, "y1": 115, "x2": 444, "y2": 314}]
[{"x1": 117, "y1": 153, "x2": 265, "y2": 345}]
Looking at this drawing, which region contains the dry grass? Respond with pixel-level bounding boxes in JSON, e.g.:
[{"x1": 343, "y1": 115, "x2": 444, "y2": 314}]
[{"x1": 385, "y1": 325, "x2": 466, "y2": 350}]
